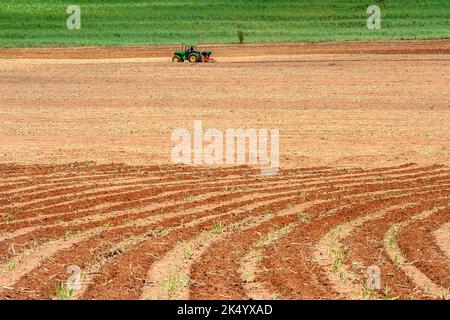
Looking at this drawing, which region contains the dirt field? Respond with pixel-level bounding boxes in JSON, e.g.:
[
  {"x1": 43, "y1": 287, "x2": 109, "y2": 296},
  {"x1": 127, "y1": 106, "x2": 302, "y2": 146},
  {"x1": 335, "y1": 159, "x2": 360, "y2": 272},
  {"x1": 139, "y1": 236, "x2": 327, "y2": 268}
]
[{"x1": 0, "y1": 40, "x2": 449, "y2": 299}]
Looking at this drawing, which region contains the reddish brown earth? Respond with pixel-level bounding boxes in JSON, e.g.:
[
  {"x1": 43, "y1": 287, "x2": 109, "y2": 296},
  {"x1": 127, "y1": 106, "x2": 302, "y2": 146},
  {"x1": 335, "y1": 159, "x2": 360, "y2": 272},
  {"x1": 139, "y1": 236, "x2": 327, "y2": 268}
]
[
  {"x1": 0, "y1": 41, "x2": 449, "y2": 299},
  {"x1": 1, "y1": 40, "x2": 449, "y2": 167},
  {"x1": 0, "y1": 163, "x2": 448, "y2": 300}
]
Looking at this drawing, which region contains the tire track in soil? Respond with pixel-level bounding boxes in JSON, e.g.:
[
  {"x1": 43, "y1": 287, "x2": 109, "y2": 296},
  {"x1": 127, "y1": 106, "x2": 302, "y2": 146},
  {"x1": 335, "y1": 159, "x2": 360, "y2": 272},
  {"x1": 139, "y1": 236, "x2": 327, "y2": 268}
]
[
  {"x1": 0, "y1": 171, "x2": 446, "y2": 292},
  {"x1": 188, "y1": 184, "x2": 450, "y2": 300},
  {"x1": 4, "y1": 166, "x2": 447, "y2": 233},
  {"x1": 3, "y1": 166, "x2": 372, "y2": 244},
  {"x1": 0, "y1": 171, "x2": 206, "y2": 206},
  {"x1": 0, "y1": 227, "x2": 101, "y2": 294},
  {"x1": 0, "y1": 186, "x2": 241, "y2": 263},
  {"x1": 339, "y1": 199, "x2": 450, "y2": 299},
  {"x1": 256, "y1": 183, "x2": 450, "y2": 300},
  {"x1": 397, "y1": 206, "x2": 450, "y2": 293},
  {"x1": 2, "y1": 176, "x2": 296, "y2": 233},
  {"x1": 0, "y1": 163, "x2": 261, "y2": 201},
  {"x1": 0, "y1": 165, "x2": 352, "y2": 292},
  {"x1": 239, "y1": 224, "x2": 297, "y2": 300},
  {"x1": 2, "y1": 179, "x2": 440, "y2": 296},
  {"x1": 141, "y1": 200, "x2": 329, "y2": 300},
  {"x1": 0, "y1": 165, "x2": 366, "y2": 212},
  {"x1": 1, "y1": 163, "x2": 442, "y2": 238},
  {"x1": 143, "y1": 191, "x2": 379, "y2": 300},
  {"x1": 82, "y1": 194, "x2": 335, "y2": 300},
  {"x1": 385, "y1": 207, "x2": 450, "y2": 298},
  {"x1": 81, "y1": 177, "x2": 449, "y2": 299},
  {"x1": 0, "y1": 172, "x2": 129, "y2": 194},
  {"x1": 0, "y1": 162, "x2": 116, "y2": 178},
  {"x1": 0, "y1": 179, "x2": 311, "y2": 265},
  {"x1": 4, "y1": 190, "x2": 302, "y2": 299},
  {"x1": 0, "y1": 177, "x2": 173, "y2": 211},
  {"x1": 0, "y1": 162, "x2": 182, "y2": 189},
  {"x1": 0, "y1": 186, "x2": 250, "y2": 291},
  {"x1": 434, "y1": 222, "x2": 450, "y2": 260},
  {"x1": 0, "y1": 162, "x2": 242, "y2": 179},
  {"x1": 0, "y1": 166, "x2": 261, "y2": 220},
  {"x1": 315, "y1": 198, "x2": 449, "y2": 300},
  {"x1": 1, "y1": 166, "x2": 440, "y2": 264},
  {"x1": 191, "y1": 190, "x2": 446, "y2": 299},
  {"x1": 0, "y1": 166, "x2": 320, "y2": 220},
  {"x1": 0, "y1": 171, "x2": 256, "y2": 227},
  {"x1": 3, "y1": 169, "x2": 438, "y2": 294},
  {"x1": 0, "y1": 166, "x2": 438, "y2": 214},
  {"x1": 0, "y1": 190, "x2": 265, "y2": 295},
  {"x1": 0, "y1": 163, "x2": 447, "y2": 299},
  {"x1": 95, "y1": 197, "x2": 312, "y2": 299}
]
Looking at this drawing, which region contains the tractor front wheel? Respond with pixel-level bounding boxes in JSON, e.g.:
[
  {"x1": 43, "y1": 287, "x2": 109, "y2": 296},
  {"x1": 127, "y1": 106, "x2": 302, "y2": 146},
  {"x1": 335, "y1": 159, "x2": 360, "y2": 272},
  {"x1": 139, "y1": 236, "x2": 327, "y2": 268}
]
[
  {"x1": 188, "y1": 54, "x2": 199, "y2": 63},
  {"x1": 172, "y1": 56, "x2": 181, "y2": 63}
]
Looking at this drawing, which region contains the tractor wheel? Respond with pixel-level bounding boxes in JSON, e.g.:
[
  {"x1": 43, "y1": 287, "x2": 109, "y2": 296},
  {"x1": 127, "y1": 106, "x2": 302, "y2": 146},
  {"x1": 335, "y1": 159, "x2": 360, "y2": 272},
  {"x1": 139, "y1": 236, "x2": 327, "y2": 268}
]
[
  {"x1": 172, "y1": 56, "x2": 181, "y2": 63},
  {"x1": 188, "y1": 54, "x2": 198, "y2": 63}
]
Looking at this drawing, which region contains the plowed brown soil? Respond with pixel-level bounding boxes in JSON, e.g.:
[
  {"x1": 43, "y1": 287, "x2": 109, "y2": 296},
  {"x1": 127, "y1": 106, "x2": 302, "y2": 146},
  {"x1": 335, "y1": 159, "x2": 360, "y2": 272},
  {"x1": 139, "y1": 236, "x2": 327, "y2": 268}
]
[
  {"x1": 0, "y1": 41, "x2": 449, "y2": 299},
  {"x1": 1, "y1": 40, "x2": 449, "y2": 168}
]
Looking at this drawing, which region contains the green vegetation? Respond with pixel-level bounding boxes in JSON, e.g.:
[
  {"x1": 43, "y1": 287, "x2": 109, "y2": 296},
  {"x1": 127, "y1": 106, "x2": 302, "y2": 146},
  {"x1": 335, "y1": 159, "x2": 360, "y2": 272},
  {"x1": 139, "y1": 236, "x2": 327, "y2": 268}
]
[
  {"x1": 160, "y1": 273, "x2": 189, "y2": 300},
  {"x1": 330, "y1": 247, "x2": 347, "y2": 275},
  {"x1": 54, "y1": 283, "x2": 73, "y2": 300},
  {"x1": 210, "y1": 220, "x2": 224, "y2": 234},
  {"x1": 297, "y1": 211, "x2": 312, "y2": 224},
  {"x1": 0, "y1": 0, "x2": 449, "y2": 47},
  {"x1": 6, "y1": 259, "x2": 17, "y2": 271}
]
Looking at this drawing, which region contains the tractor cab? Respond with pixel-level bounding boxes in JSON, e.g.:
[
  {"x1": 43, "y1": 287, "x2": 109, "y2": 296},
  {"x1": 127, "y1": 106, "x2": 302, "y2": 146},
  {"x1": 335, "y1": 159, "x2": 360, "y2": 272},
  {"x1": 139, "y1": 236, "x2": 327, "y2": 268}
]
[
  {"x1": 177, "y1": 44, "x2": 197, "y2": 57},
  {"x1": 183, "y1": 44, "x2": 197, "y2": 54}
]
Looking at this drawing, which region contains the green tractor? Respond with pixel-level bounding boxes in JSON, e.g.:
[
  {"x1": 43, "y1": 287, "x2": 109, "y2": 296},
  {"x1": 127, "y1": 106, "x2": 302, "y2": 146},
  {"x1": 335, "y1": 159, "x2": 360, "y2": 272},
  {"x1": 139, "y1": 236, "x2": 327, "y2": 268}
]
[{"x1": 172, "y1": 44, "x2": 215, "y2": 63}]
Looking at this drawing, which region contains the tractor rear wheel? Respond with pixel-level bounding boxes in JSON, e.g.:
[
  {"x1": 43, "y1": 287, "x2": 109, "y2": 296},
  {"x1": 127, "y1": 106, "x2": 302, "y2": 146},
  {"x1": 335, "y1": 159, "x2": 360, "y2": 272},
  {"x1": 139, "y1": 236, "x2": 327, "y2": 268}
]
[
  {"x1": 172, "y1": 56, "x2": 181, "y2": 63},
  {"x1": 188, "y1": 54, "x2": 199, "y2": 63}
]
